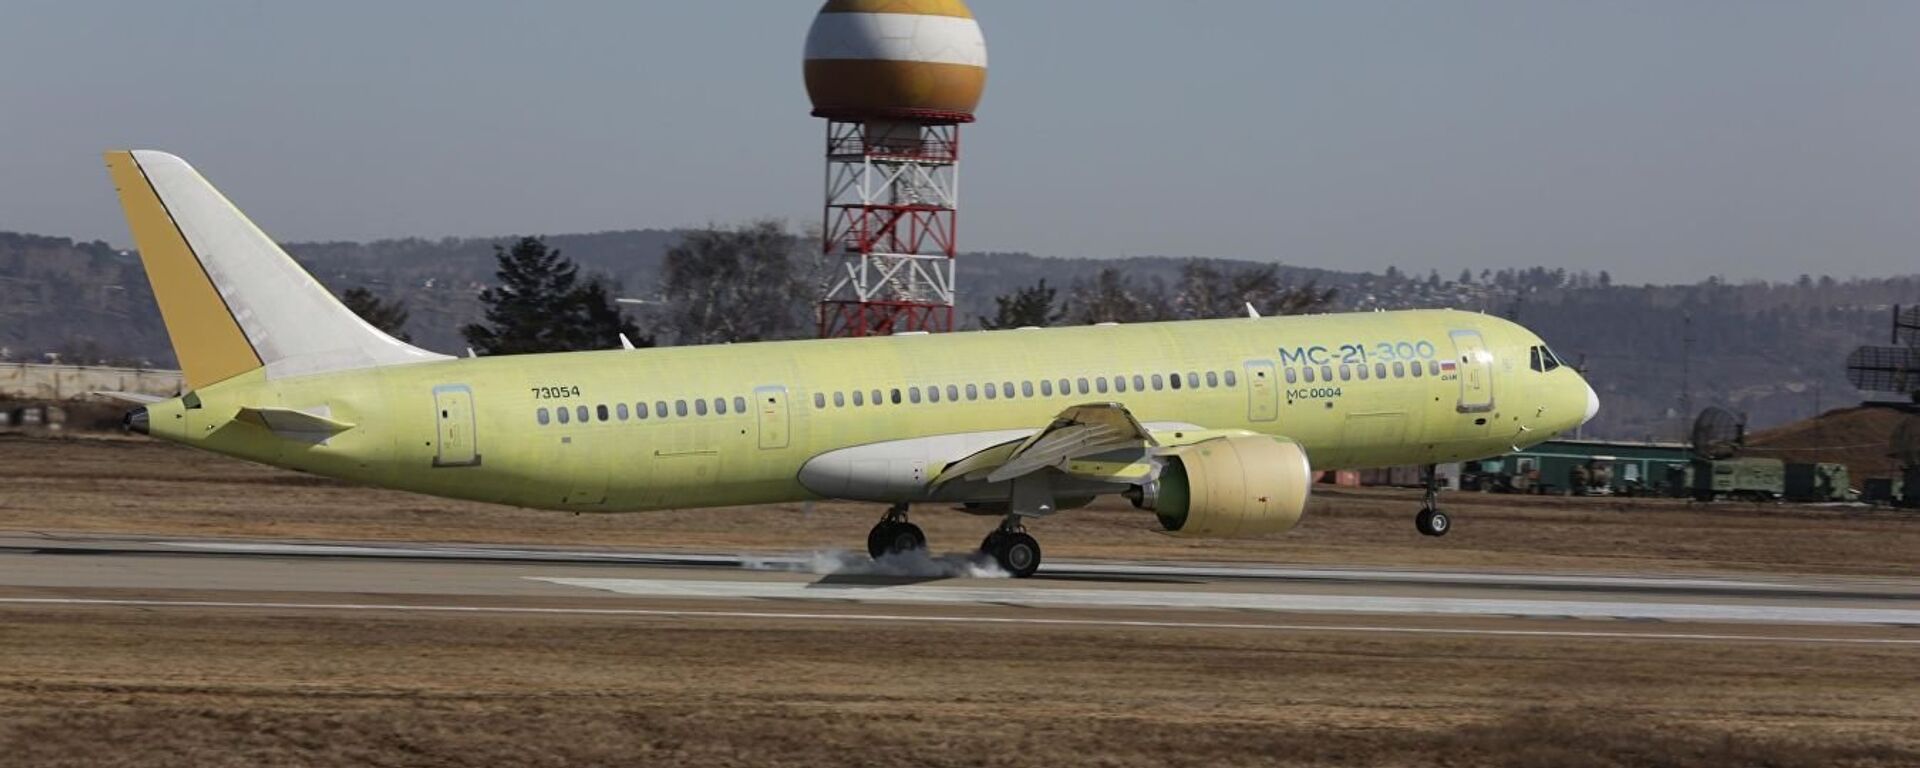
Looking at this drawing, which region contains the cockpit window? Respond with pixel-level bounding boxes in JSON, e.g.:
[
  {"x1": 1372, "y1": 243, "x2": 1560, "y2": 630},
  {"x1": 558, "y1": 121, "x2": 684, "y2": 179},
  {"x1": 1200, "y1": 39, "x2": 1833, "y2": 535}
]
[{"x1": 1529, "y1": 345, "x2": 1563, "y2": 373}]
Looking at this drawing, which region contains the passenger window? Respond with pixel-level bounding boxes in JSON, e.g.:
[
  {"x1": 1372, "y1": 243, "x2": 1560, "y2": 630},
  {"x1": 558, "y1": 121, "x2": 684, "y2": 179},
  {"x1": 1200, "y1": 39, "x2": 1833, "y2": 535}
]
[
  {"x1": 576, "y1": 405, "x2": 590, "y2": 423},
  {"x1": 715, "y1": 398, "x2": 728, "y2": 415},
  {"x1": 1339, "y1": 365, "x2": 1351, "y2": 381},
  {"x1": 1285, "y1": 368, "x2": 1298, "y2": 384},
  {"x1": 928, "y1": 386, "x2": 940, "y2": 403},
  {"x1": 537, "y1": 407, "x2": 550, "y2": 425},
  {"x1": 637, "y1": 402, "x2": 650, "y2": 419},
  {"x1": 1392, "y1": 362, "x2": 1405, "y2": 378},
  {"x1": 1428, "y1": 360, "x2": 1440, "y2": 376},
  {"x1": 1096, "y1": 377, "x2": 1109, "y2": 394},
  {"x1": 616, "y1": 403, "x2": 630, "y2": 420},
  {"x1": 966, "y1": 384, "x2": 978, "y2": 400},
  {"x1": 1002, "y1": 382, "x2": 1015, "y2": 398},
  {"x1": 891, "y1": 388, "x2": 902, "y2": 405},
  {"x1": 1356, "y1": 365, "x2": 1369, "y2": 381},
  {"x1": 1077, "y1": 378, "x2": 1090, "y2": 395},
  {"x1": 1113, "y1": 376, "x2": 1127, "y2": 393},
  {"x1": 1223, "y1": 372, "x2": 1236, "y2": 387},
  {"x1": 695, "y1": 399, "x2": 708, "y2": 416},
  {"x1": 1057, "y1": 378, "x2": 1071, "y2": 395},
  {"x1": 1151, "y1": 374, "x2": 1164, "y2": 390},
  {"x1": 1319, "y1": 366, "x2": 1332, "y2": 383},
  {"x1": 853, "y1": 390, "x2": 866, "y2": 406},
  {"x1": 734, "y1": 396, "x2": 746, "y2": 413},
  {"x1": 1186, "y1": 372, "x2": 1200, "y2": 389},
  {"x1": 1410, "y1": 361, "x2": 1422, "y2": 378},
  {"x1": 1021, "y1": 381, "x2": 1034, "y2": 397},
  {"x1": 946, "y1": 384, "x2": 959, "y2": 402},
  {"x1": 1204, "y1": 371, "x2": 1218, "y2": 388},
  {"x1": 656, "y1": 401, "x2": 669, "y2": 419},
  {"x1": 557, "y1": 407, "x2": 570, "y2": 424},
  {"x1": 1041, "y1": 380, "x2": 1054, "y2": 397},
  {"x1": 1303, "y1": 367, "x2": 1316, "y2": 383},
  {"x1": 909, "y1": 387, "x2": 922, "y2": 404},
  {"x1": 1375, "y1": 363, "x2": 1387, "y2": 380},
  {"x1": 984, "y1": 383, "x2": 997, "y2": 400},
  {"x1": 1169, "y1": 373, "x2": 1182, "y2": 390},
  {"x1": 833, "y1": 391, "x2": 846, "y2": 407},
  {"x1": 871, "y1": 389, "x2": 882, "y2": 406},
  {"x1": 814, "y1": 393, "x2": 826, "y2": 409}
]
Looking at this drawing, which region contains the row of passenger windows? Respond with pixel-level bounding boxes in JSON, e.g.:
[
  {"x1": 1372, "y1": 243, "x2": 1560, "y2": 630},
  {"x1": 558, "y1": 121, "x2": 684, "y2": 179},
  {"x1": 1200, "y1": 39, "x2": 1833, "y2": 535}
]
[
  {"x1": 1285, "y1": 359, "x2": 1446, "y2": 384},
  {"x1": 809, "y1": 370, "x2": 1238, "y2": 410},
  {"x1": 531, "y1": 359, "x2": 1454, "y2": 427},
  {"x1": 537, "y1": 395, "x2": 749, "y2": 426}
]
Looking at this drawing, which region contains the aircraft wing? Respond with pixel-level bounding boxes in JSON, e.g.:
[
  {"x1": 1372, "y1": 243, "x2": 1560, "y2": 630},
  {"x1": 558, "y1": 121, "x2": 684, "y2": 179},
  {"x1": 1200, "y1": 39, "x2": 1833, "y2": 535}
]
[
  {"x1": 931, "y1": 403, "x2": 1157, "y2": 488},
  {"x1": 91, "y1": 391, "x2": 166, "y2": 405}
]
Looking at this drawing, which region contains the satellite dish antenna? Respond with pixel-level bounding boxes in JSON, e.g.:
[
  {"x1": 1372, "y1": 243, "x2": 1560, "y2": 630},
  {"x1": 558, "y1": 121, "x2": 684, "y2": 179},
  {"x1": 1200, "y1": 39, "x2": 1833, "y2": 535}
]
[
  {"x1": 1891, "y1": 416, "x2": 1920, "y2": 470},
  {"x1": 1690, "y1": 406, "x2": 1744, "y2": 460},
  {"x1": 1844, "y1": 345, "x2": 1920, "y2": 395}
]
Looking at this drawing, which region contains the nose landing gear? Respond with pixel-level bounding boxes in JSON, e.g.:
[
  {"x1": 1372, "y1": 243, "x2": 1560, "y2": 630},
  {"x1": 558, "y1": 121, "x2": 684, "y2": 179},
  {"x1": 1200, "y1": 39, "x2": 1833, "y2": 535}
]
[
  {"x1": 866, "y1": 503, "x2": 927, "y2": 558},
  {"x1": 1415, "y1": 464, "x2": 1451, "y2": 537}
]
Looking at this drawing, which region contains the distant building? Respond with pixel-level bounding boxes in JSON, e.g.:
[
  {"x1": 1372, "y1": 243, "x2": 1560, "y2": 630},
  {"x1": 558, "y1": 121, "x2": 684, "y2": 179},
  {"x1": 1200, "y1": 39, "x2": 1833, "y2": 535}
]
[{"x1": 1463, "y1": 438, "x2": 1692, "y2": 496}]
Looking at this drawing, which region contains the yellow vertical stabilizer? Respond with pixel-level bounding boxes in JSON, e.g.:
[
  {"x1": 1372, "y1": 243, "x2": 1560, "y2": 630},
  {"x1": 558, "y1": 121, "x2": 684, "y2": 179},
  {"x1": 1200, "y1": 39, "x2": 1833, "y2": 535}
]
[{"x1": 104, "y1": 151, "x2": 261, "y2": 389}]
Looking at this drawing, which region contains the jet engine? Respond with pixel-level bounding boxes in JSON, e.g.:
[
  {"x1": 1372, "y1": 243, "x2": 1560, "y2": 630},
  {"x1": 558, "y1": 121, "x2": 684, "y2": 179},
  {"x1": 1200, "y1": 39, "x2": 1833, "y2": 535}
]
[{"x1": 1128, "y1": 435, "x2": 1312, "y2": 538}]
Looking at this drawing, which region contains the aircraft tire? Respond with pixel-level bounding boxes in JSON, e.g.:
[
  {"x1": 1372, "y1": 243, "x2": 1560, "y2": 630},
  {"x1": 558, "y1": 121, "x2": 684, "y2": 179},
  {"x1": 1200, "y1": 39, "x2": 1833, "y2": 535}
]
[
  {"x1": 1415, "y1": 509, "x2": 1451, "y2": 537},
  {"x1": 987, "y1": 531, "x2": 1042, "y2": 578},
  {"x1": 868, "y1": 520, "x2": 926, "y2": 559}
]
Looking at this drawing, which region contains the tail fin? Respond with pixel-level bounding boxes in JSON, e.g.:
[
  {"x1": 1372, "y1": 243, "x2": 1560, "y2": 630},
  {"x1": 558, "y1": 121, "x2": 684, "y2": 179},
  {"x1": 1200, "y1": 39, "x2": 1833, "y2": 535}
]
[{"x1": 105, "y1": 150, "x2": 446, "y2": 390}]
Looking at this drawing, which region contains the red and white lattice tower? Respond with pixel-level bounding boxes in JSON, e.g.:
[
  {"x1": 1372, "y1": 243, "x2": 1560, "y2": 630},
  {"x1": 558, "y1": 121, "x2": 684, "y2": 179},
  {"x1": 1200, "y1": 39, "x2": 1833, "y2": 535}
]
[{"x1": 804, "y1": 0, "x2": 987, "y2": 337}]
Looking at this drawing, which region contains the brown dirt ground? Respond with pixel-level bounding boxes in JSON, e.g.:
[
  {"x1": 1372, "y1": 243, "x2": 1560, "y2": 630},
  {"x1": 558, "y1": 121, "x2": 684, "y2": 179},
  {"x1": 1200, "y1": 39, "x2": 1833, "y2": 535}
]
[
  {"x1": 4, "y1": 433, "x2": 1919, "y2": 576},
  {"x1": 2, "y1": 606, "x2": 1917, "y2": 768},
  {"x1": 1745, "y1": 403, "x2": 1917, "y2": 480}
]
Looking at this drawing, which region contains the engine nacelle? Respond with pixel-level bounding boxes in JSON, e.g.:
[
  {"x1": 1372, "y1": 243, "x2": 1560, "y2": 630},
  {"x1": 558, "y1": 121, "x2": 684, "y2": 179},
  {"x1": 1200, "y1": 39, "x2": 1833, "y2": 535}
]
[{"x1": 1131, "y1": 435, "x2": 1312, "y2": 538}]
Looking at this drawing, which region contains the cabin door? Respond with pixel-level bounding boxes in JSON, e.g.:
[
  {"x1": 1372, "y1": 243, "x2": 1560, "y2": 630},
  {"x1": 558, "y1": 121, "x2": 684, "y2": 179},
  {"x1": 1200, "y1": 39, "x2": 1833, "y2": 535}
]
[
  {"x1": 432, "y1": 385, "x2": 481, "y2": 467},
  {"x1": 1244, "y1": 360, "x2": 1278, "y2": 422},
  {"x1": 755, "y1": 385, "x2": 790, "y2": 449},
  {"x1": 1449, "y1": 330, "x2": 1495, "y2": 413}
]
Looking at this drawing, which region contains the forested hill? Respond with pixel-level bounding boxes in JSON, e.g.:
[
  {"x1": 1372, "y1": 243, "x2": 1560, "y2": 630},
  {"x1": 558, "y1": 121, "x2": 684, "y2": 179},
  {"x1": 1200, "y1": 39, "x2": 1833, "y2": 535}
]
[{"x1": 3, "y1": 229, "x2": 1913, "y2": 441}]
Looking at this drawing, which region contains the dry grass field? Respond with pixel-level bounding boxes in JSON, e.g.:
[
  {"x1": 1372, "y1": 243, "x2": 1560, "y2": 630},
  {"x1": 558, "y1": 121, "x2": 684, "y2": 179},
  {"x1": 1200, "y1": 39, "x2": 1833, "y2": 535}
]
[
  {"x1": 4, "y1": 433, "x2": 1918, "y2": 576},
  {"x1": 3, "y1": 605, "x2": 1918, "y2": 768}
]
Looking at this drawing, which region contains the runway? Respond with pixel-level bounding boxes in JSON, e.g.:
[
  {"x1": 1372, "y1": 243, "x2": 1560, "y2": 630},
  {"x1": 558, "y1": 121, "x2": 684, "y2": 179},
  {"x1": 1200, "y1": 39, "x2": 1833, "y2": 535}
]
[{"x1": 3, "y1": 532, "x2": 1918, "y2": 645}]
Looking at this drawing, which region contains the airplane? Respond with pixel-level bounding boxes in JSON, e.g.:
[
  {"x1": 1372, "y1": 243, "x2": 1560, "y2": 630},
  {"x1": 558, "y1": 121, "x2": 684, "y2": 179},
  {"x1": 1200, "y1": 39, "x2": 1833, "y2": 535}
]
[{"x1": 104, "y1": 150, "x2": 1598, "y2": 577}]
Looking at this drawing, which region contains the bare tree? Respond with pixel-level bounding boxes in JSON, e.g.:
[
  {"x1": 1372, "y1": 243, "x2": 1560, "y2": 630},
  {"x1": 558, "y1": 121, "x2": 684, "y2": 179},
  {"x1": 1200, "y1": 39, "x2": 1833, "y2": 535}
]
[
  {"x1": 1064, "y1": 268, "x2": 1172, "y2": 324},
  {"x1": 1172, "y1": 260, "x2": 1336, "y2": 319},
  {"x1": 660, "y1": 220, "x2": 818, "y2": 345}
]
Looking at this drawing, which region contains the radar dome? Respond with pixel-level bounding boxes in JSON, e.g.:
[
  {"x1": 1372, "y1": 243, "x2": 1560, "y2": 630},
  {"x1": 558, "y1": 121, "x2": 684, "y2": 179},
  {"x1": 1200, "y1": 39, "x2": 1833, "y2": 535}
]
[{"x1": 804, "y1": 0, "x2": 987, "y2": 122}]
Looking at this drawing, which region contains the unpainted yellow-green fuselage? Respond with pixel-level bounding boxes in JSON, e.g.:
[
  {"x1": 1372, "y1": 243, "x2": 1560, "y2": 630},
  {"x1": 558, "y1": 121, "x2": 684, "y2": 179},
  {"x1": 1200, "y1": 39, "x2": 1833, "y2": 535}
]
[{"x1": 141, "y1": 309, "x2": 1585, "y2": 511}]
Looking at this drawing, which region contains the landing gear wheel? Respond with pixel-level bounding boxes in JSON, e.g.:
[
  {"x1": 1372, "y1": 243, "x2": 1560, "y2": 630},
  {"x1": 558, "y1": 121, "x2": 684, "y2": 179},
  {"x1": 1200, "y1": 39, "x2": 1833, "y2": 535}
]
[
  {"x1": 983, "y1": 531, "x2": 1042, "y2": 578},
  {"x1": 867, "y1": 520, "x2": 926, "y2": 558},
  {"x1": 1415, "y1": 508, "x2": 1451, "y2": 537}
]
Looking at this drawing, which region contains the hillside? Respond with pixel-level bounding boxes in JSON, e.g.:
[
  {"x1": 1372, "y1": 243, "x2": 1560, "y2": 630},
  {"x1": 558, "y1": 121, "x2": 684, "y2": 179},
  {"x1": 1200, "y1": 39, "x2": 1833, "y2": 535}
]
[
  {"x1": 1744, "y1": 403, "x2": 1919, "y2": 480},
  {"x1": 3, "y1": 228, "x2": 1915, "y2": 441}
]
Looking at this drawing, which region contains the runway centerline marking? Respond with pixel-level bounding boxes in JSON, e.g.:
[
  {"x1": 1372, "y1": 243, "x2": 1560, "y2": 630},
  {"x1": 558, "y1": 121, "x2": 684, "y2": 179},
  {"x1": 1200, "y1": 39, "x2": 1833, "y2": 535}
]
[
  {"x1": 529, "y1": 577, "x2": 1920, "y2": 627},
  {"x1": 1, "y1": 597, "x2": 1915, "y2": 646}
]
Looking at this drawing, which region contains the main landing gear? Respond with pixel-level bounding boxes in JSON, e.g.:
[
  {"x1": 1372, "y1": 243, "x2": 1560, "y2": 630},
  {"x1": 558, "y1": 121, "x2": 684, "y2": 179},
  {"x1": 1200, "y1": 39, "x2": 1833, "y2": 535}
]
[
  {"x1": 863, "y1": 504, "x2": 1044, "y2": 578},
  {"x1": 980, "y1": 516, "x2": 1042, "y2": 578},
  {"x1": 866, "y1": 503, "x2": 926, "y2": 558},
  {"x1": 1415, "y1": 463, "x2": 1451, "y2": 537}
]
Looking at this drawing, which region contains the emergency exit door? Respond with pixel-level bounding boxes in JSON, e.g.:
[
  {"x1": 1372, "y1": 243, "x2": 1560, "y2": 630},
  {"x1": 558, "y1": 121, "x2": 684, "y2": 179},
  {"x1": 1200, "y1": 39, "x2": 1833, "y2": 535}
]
[
  {"x1": 755, "y1": 385, "x2": 790, "y2": 449},
  {"x1": 432, "y1": 384, "x2": 481, "y2": 466},
  {"x1": 1244, "y1": 360, "x2": 1278, "y2": 422},
  {"x1": 1449, "y1": 330, "x2": 1495, "y2": 413}
]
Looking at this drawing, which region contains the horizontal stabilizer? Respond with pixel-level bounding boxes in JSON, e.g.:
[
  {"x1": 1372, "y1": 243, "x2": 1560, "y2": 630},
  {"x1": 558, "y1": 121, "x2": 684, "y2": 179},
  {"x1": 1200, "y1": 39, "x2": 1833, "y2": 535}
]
[{"x1": 234, "y1": 406, "x2": 354, "y2": 436}]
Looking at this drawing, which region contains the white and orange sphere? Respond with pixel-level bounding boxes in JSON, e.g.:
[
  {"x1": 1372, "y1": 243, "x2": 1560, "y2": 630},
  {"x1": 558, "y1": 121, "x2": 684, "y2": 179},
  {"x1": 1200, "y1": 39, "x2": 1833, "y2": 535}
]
[{"x1": 804, "y1": 0, "x2": 987, "y2": 121}]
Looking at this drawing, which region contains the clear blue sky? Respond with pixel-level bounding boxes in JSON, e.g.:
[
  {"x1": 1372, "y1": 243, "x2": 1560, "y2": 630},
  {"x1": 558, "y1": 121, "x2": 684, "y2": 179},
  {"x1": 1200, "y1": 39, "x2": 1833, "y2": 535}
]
[{"x1": 3, "y1": 1, "x2": 1917, "y2": 284}]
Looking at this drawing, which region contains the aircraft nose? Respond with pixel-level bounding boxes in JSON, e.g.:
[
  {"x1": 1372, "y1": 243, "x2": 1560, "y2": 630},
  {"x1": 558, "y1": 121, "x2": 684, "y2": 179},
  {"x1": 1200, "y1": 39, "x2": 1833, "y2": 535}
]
[{"x1": 1582, "y1": 380, "x2": 1600, "y2": 425}]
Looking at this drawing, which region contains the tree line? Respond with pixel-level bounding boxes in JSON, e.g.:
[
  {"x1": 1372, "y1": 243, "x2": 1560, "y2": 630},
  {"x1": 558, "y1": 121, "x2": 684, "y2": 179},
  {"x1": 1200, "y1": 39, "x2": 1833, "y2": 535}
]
[{"x1": 342, "y1": 223, "x2": 1335, "y2": 354}]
